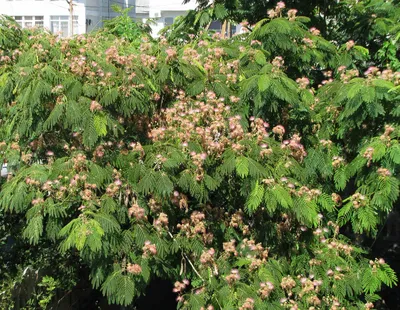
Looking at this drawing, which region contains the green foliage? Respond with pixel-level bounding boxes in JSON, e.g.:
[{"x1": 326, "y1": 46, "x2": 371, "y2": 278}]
[
  {"x1": 0, "y1": 15, "x2": 23, "y2": 51},
  {"x1": 102, "y1": 5, "x2": 152, "y2": 42},
  {"x1": 36, "y1": 276, "x2": 59, "y2": 309},
  {"x1": 0, "y1": 2, "x2": 399, "y2": 309}
]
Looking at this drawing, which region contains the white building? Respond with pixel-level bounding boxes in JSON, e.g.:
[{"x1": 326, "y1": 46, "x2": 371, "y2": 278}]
[
  {"x1": 1, "y1": 0, "x2": 85, "y2": 37},
  {"x1": 137, "y1": 0, "x2": 241, "y2": 36},
  {"x1": 146, "y1": 0, "x2": 197, "y2": 34},
  {"x1": 0, "y1": 0, "x2": 199, "y2": 37}
]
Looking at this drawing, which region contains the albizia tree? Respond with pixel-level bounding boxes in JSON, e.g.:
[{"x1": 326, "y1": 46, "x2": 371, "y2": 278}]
[{"x1": 0, "y1": 2, "x2": 399, "y2": 309}]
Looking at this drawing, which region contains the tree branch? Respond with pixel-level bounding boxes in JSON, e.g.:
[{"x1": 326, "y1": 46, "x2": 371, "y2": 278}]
[{"x1": 167, "y1": 231, "x2": 204, "y2": 281}]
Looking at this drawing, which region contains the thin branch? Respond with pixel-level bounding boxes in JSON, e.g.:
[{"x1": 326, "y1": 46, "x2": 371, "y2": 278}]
[
  {"x1": 167, "y1": 231, "x2": 204, "y2": 281},
  {"x1": 184, "y1": 253, "x2": 204, "y2": 281},
  {"x1": 214, "y1": 295, "x2": 223, "y2": 310},
  {"x1": 57, "y1": 290, "x2": 72, "y2": 305}
]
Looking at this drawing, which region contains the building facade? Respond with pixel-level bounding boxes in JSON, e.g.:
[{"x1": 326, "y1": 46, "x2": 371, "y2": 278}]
[
  {"x1": 0, "y1": 0, "x2": 198, "y2": 37},
  {"x1": 1, "y1": 0, "x2": 87, "y2": 36},
  {"x1": 146, "y1": 0, "x2": 197, "y2": 35}
]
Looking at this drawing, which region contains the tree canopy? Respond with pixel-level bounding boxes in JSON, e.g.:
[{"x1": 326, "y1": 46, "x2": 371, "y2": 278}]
[{"x1": 0, "y1": 1, "x2": 399, "y2": 308}]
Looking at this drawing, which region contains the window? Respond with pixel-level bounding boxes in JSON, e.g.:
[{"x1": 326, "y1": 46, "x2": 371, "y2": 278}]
[
  {"x1": 164, "y1": 17, "x2": 174, "y2": 27},
  {"x1": 14, "y1": 16, "x2": 44, "y2": 28},
  {"x1": 208, "y1": 21, "x2": 237, "y2": 36},
  {"x1": 209, "y1": 21, "x2": 222, "y2": 32},
  {"x1": 50, "y1": 16, "x2": 78, "y2": 37}
]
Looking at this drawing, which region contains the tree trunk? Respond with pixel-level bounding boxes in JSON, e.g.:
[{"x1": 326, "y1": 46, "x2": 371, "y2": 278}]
[{"x1": 221, "y1": 20, "x2": 227, "y2": 38}]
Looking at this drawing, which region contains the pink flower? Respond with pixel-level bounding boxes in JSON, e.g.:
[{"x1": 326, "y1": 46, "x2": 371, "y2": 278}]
[
  {"x1": 142, "y1": 241, "x2": 157, "y2": 257},
  {"x1": 287, "y1": 9, "x2": 297, "y2": 20},
  {"x1": 296, "y1": 77, "x2": 310, "y2": 89},
  {"x1": 272, "y1": 56, "x2": 284, "y2": 68},
  {"x1": 153, "y1": 93, "x2": 161, "y2": 101},
  {"x1": 127, "y1": 263, "x2": 142, "y2": 275},
  {"x1": 309, "y1": 27, "x2": 320, "y2": 36},
  {"x1": 128, "y1": 204, "x2": 146, "y2": 220},
  {"x1": 90, "y1": 101, "x2": 102, "y2": 112},
  {"x1": 251, "y1": 40, "x2": 261, "y2": 46},
  {"x1": 364, "y1": 66, "x2": 379, "y2": 76},
  {"x1": 302, "y1": 37, "x2": 314, "y2": 47},
  {"x1": 276, "y1": 1, "x2": 286, "y2": 9},
  {"x1": 166, "y1": 48, "x2": 177, "y2": 60},
  {"x1": 346, "y1": 40, "x2": 355, "y2": 50},
  {"x1": 268, "y1": 9, "x2": 277, "y2": 19},
  {"x1": 272, "y1": 125, "x2": 285, "y2": 136}
]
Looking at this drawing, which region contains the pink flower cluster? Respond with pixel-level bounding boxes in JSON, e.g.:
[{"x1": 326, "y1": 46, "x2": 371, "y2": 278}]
[
  {"x1": 200, "y1": 247, "x2": 215, "y2": 265},
  {"x1": 239, "y1": 298, "x2": 255, "y2": 310},
  {"x1": 268, "y1": 2, "x2": 286, "y2": 19},
  {"x1": 173, "y1": 279, "x2": 189, "y2": 293},
  {"x1": 90, "y1": 101, "x2": 102, "y2": 112},
  {"x1": 296, "y1": 77, "x2": 310, "y2": 89},
  {"x1": 126, "y1": 263, "x2": 142, "y2": 275},
  {"x1": 128, "y1": 203, "x2": 147, "y2": 220},
  {"x1": 225, "y1": 269, "x2": 240, "y2": 284},
  {"x1": 142, "y1": 241, "x2": 157, "y2": 258},
  {"x1": 173, "y1": 279, "x2": 190, "y2": 303},
  {"x1": 177, "y1": 211, "x2": 213, "y2": 244},
  {"x1": 280, "y1": 275, "x2": 296, "y2": 291},
  {"x1": 259, "y1": 282, "x2": 274, "y2": 299},
  {"x1": 281, "y1": 134, "x2": 307, "y2": 161},
  {"x1": 272, "y1": 56, "x2": 284, "y2": 70},
  {"x1": 351, "y1": 193, "x2": 367, "y2": 209},
  {"x1": 153, "y1": 212, "x2": 169, "y2": 231},
  {"x1": 309, "y1": 27, "x2": 320, "y2": 36}
]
